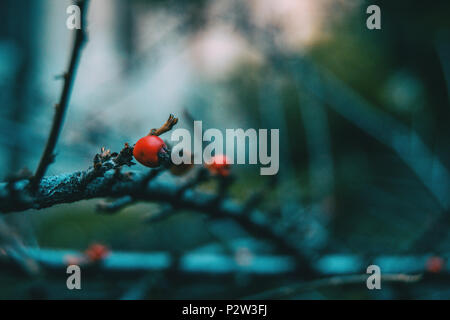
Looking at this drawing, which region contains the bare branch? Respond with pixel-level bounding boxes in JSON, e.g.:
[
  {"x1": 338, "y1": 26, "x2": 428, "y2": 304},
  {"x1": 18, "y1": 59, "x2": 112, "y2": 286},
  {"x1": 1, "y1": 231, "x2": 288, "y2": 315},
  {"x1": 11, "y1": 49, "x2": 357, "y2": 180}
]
[
  {"x1": 0, "y1": 158, "x2": 316, "y2": 276},
  {"x1": 31, "y1": 0, "x2": 90, "y2": 189}
]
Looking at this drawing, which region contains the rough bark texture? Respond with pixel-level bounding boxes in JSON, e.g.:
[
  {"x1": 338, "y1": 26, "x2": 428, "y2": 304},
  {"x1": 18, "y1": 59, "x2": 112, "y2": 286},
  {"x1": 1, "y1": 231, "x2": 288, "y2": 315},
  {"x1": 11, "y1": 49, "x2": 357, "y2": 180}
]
[{"x1": 0, "y1": 157, "x2": 317, "y2": 276}]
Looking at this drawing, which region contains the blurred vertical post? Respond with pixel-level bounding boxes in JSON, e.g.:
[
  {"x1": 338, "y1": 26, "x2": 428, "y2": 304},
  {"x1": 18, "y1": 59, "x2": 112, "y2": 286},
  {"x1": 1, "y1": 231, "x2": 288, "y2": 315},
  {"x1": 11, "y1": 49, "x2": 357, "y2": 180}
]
[{"x1": 115, "y1": 0, "x2": 137, "y2": 75}]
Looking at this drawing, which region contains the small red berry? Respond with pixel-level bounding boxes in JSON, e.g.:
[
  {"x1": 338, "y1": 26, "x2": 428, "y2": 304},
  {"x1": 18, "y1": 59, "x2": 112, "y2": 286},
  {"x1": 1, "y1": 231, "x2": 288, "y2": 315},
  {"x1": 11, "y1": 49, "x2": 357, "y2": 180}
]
[
  {"x1": 85, "y1": 243, "x2": 110, "y2": 262},
  {"x1": 426, "y1": 256, "x2": 445, "y2": 273},
  {"x1": 64, "y1": 255, "x2": 83, "y2": 266},
  {"x1": 133, "y1": 135, "x2": 167, "y2": 168},
  {"x1": 206, "y1": 154, "x2": 231, "y2": 176}
]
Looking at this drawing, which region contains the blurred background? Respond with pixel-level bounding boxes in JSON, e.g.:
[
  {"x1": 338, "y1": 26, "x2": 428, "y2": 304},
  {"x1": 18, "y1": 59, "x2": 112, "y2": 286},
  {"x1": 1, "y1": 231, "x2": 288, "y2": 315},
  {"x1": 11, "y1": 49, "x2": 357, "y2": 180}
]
[{"x1": 0, "y1": 0, "x2": 450, "y2": 299}]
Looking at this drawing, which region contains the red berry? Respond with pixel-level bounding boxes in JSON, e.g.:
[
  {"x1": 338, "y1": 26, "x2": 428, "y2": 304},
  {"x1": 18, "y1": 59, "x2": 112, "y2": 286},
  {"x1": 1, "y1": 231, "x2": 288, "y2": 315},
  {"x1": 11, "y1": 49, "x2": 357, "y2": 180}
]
[
  {"x1": 206, "y1": 154, "x2": 231, "y2": 176},
  {"x1": 64, "y1": 255, "x2": 83, "y2": 266},
  {"x1": 426, "y1": 256, "x2": 445, "y2": 273},
  {"x1": 133, "y1": 135, "x2": 167, "y2": 168},
  {"x1": 85, "y1": 243, "x2": 109, "y2": 262}
]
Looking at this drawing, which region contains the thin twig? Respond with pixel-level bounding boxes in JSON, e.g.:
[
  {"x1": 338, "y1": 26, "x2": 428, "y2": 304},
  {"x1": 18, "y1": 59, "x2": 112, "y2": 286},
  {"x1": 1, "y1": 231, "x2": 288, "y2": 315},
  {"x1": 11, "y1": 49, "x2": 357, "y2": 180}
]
[{"x1": 31, "y1": 0, "x2": 90, "y2": 189}]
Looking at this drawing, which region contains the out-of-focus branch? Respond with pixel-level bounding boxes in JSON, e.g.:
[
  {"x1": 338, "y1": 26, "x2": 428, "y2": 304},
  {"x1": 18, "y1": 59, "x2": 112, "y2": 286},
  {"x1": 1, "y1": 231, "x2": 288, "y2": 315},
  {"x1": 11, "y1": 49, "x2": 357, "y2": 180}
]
[
  {"x1": 1, "y1": 246, "x2": 446, "y2": 282},
  {"x1": 0, "y1": 220, "x2": 41, "y2": 276},
  {"x1": 31, "y1": 0, "x2": 90, "y2": 189},
  {"x1": 285, "y1": 56, "x2": 450, "y2": 210},
  {"x1": 0, "y1": 247, "x2": 296, "y2": 276},
  {"x1": 0, "y1": 170, "x2": 314, "y2": 272},
  {"x1": 410, "y1": 209, "x2": 450, "y2": 253},
  {"x1": 244, "y1": 273, "x2": 423, "y2": 299},
  {"x1": 0, "y1": 147, "x2": 317, "y2": 275},
  {"x1": 97, "y1": 195, "x2": 134, "y2": 214},
  {"x1": 242, "y1": 17, "x2": 450, "y2": 210}
]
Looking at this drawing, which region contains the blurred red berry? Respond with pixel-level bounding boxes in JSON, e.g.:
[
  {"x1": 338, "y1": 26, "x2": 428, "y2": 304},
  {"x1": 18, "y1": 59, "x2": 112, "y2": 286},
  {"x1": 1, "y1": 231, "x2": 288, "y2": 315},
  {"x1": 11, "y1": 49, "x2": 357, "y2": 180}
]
[
  {"x1": 426, "y1": 256, "x2": 445, "y2": 273},
  {"x1": 206, "y1": 154, "x2": 231, "y2": 176},
  {"x1": 85, "y1": 243, "x2": 110, "y2": 262},
  {"x1": 64, "y1": 255, "x2": 83, "y2": 266},
  {"x1": 133, "y1": 135, "x2": 167, "y2": 168}
]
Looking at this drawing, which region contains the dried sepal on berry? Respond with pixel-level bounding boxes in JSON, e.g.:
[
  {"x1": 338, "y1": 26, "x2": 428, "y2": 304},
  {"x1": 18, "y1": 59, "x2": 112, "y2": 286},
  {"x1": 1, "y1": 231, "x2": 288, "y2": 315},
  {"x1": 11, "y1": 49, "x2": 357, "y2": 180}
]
[{"x1": 148, "y1": 114, "x2": 179, "y2": 136}]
